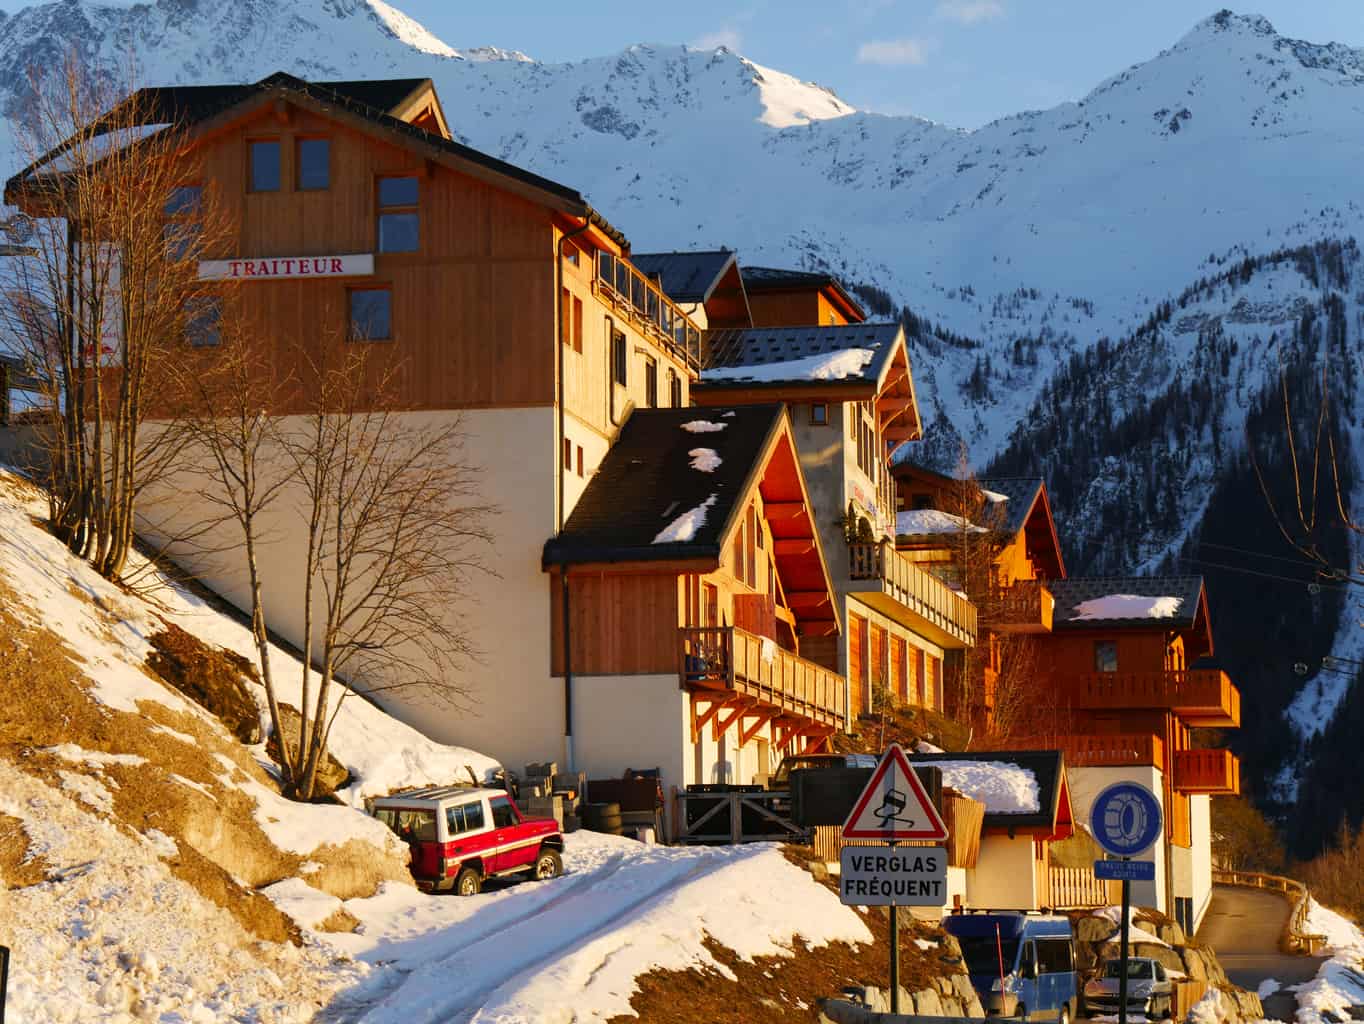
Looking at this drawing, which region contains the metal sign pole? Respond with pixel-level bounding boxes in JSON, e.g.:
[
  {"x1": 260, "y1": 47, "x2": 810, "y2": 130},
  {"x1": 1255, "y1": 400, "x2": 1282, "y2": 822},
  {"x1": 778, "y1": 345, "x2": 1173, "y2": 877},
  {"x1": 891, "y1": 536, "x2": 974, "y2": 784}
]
[
  {"x1": 1117, "y1": 867, "x2": 1131, "y2": 1024},
  {"x1": 889, "y1": 839, "x2": 900, "y2": 1019},
  {"x1": 1, "y1": 944, "x2": 9, "y2": 1024}
]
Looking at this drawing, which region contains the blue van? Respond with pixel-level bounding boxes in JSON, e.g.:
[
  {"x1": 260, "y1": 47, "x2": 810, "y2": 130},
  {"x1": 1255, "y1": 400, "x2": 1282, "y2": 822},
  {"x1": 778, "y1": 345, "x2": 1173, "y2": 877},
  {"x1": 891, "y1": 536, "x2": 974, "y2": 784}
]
[{"x1": 942, "y1": 913, "x2": 1078, "y2": 1022}]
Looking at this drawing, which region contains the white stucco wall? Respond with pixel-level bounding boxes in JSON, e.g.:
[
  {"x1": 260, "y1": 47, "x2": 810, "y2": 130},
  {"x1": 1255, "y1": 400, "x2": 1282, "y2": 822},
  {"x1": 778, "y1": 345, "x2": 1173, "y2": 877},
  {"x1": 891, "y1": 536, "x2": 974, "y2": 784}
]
[
  {"x1": 1189, "y1": 795, "x2": 1213, "y2": 929},
  {"x1": 1067, "y1": 765, "x2": 1168, "y2": 912},
  {"x1": 137, "y1": 407, "x2": 569, "y2": 779},
  {"x1": 967, "y1": 835, "x2": 1038, "y2": 910}
]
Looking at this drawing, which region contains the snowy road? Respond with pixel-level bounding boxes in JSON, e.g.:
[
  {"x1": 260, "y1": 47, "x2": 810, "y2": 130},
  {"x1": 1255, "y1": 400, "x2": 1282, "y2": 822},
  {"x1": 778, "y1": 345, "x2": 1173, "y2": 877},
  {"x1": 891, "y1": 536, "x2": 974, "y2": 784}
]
[
  {"x1": 1197, "y1": 886, "x2": 1327, "y2": 1021},
  {"x1": 313, "y1": 832, "x2": 871, "y2": 1023}
]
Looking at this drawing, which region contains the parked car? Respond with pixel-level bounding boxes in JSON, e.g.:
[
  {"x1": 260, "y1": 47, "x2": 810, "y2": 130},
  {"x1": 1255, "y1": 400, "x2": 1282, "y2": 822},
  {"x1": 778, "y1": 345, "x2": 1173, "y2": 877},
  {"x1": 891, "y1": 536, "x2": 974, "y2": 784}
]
[
  {"x1": 942, "y1": 912, "x2": 1079, "y2": 1022},
  {"x1": 370, "y1": 786, "x2": 564, "y2": 896},
  {"x1": 1083, "y1": 957, "x2": 1174, "y2": 1019}
]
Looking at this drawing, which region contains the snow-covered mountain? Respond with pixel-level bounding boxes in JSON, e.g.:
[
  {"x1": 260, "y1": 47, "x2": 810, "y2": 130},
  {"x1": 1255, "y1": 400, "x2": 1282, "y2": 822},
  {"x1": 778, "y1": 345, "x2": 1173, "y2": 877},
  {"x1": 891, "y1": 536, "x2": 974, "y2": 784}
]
[{"x1": 1, "y1": 1, "x2": 1361, "y2": 844}]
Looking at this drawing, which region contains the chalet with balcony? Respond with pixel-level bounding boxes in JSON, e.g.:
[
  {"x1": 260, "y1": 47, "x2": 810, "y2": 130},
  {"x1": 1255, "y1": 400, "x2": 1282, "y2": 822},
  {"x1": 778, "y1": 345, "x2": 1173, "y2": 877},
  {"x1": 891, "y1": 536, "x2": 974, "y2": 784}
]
[
  {"x1": 687, "y1": 313, "x2": 979, "y2": 726},
  {"x1": 4, "y1": 72, "x2": 760, "y2": 794},
  {"x1": 542, "y1": 404, "x2": 844, "y2": 824},
  {"x1": 631, "y1": 250, "x2": 750, "y2": 330}
]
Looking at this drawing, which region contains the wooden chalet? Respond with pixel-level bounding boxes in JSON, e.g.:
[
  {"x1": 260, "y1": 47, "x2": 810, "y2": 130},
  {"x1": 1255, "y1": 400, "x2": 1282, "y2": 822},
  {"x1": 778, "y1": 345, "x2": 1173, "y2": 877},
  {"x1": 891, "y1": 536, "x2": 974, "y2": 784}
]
[{"x1": 542, "y1": 404, "x2": 846, "y2": 799}]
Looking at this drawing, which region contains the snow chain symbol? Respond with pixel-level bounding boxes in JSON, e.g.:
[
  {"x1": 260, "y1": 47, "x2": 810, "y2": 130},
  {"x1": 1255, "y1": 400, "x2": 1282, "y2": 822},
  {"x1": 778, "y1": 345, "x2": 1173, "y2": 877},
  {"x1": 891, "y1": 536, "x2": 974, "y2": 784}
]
[{"x1": 1102, "y1": 789, "x2": 1150, "y2": 848}]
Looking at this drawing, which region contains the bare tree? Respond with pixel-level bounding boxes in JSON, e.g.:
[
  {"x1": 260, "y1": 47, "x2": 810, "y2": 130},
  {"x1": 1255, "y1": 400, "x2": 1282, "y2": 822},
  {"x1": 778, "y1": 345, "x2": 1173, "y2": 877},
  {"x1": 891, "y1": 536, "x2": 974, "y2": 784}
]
[
  {"x1": 1, "y1": 55, "x2": 227, "y2": 579},
  {"x1": 280, "y1": 347, "x2": 495, "y2": 799}
]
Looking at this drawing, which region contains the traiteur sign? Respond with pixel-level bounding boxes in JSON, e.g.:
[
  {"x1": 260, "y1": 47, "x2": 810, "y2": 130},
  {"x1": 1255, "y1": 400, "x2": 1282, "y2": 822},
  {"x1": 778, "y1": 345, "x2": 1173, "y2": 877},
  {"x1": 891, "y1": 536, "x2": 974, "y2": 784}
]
[{"x1": 198, "y1": 253, "x2": 375, "y2": 280}]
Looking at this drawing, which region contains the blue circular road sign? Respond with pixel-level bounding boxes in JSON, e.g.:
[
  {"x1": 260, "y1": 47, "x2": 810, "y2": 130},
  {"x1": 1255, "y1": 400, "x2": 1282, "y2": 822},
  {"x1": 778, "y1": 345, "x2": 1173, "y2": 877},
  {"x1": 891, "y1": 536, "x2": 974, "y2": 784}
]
[{"x1": 1090, "y1": 782, "x2": 1163, "y2": 857}]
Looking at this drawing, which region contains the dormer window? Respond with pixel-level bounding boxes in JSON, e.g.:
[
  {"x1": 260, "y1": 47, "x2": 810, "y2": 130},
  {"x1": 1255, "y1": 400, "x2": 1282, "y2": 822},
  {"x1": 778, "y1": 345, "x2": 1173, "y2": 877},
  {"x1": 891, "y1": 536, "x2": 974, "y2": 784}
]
[{"x1": 378, "y1": 176, "x2": 419, "y2": 253}]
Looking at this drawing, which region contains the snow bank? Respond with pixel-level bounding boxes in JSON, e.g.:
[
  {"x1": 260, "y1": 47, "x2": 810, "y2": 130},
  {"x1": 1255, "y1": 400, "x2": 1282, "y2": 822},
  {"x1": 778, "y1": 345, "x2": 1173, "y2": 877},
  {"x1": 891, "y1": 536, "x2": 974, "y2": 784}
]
[
  {"x1": 653, "y1": 493, "x2": 718, "y2": 544},
  {"x1": 982, "y1": 489, "x2": 1008, "y2": 503},
  {"x1": 0, "y1": 468, "x2": 501, "y2": 805},
  {"x1": 703, "y1": 347, "x2": 876, "y2": 384},
  {"x1": 1072, "y1": 594, "x2": 1183, "y2": 620},
  {"x1": 1296, "y1": 899, "x2": 1364, "y2": 1024},
  {"x1": 329, "y1": 832, "x2": 872, "y2": 1023},
  {"x1": 897, "y1": 508, "x2": 986, "y2": 535},
  {"x1": 933, "y1": 760, "x2": 1040, "y2": 814}
]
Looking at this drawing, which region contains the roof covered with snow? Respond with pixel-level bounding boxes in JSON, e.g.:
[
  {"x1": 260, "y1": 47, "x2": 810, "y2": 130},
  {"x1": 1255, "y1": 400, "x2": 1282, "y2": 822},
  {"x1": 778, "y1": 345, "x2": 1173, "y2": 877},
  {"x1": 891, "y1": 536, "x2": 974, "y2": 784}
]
[
  {"x1": 910, "y1": 750, "x2": 1069, "y2": 834},
  {"x1": 542, "y1": 405, "x2": 788, "y2": 566},
  {"x1": 697, "y1": 322, "x2": 903, "y2": 393},
  {"x1": 631, "y1": 250, "x2": 737, "y2": 304},
  {"x1": 1050, "y1": 576, "x2": 1205, "y2": 630}
]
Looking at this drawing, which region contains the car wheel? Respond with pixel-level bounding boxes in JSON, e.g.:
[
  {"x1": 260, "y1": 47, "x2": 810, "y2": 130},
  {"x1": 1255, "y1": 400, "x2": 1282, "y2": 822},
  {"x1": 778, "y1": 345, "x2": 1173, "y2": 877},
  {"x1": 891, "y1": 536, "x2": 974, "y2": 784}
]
[
  {"x1": 454, "y1": 865, "x2": 482, "y2": 897},
  {"x1": 533, "y1": 848, "x2": 563, "y2": 881}
]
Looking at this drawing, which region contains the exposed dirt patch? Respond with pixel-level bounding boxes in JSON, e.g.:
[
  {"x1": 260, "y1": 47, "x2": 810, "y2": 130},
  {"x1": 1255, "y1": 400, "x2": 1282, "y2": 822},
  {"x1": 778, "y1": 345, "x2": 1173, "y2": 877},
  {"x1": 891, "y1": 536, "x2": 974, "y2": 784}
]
[
  {"x1": 145, "y1": 623, "x2": 262, "y2": 744},
  {"x1": 266, "y1": 702, "x2": 351, "y2": 801},
  {"x1": 834, "y1": 704, "x2": 972, "y2": 755},
  {"x1": 0, "y1": 812, "x2": 49, "y2": 887},
  {"x1": 613, "y1": 847, "x2": 963, "y2": 1022},
  {"x1": 317, "y1": 906, "x2": 361, "y2": 934}
]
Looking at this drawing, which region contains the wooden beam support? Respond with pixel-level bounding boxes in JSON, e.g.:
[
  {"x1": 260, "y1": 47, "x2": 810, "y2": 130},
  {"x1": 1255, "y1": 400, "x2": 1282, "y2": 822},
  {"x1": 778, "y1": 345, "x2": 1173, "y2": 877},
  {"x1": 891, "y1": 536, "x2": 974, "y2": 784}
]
[
  {"x1": 740, "y1": 707, "x2": 779, "y2": 745},
  {"x1": 690, "y1": 695, "x2": 732, "y2": 743},
  {"x1": 713, "y1": 696, "x2": 756, "y2": 741}
]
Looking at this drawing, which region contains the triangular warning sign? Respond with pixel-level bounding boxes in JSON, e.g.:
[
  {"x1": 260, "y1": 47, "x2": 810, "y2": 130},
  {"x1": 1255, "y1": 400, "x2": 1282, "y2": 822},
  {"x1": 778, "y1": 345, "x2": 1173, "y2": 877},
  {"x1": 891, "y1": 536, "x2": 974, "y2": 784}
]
[{"x1": 842, "y1": 743, "x2": 949, "y2": 841}]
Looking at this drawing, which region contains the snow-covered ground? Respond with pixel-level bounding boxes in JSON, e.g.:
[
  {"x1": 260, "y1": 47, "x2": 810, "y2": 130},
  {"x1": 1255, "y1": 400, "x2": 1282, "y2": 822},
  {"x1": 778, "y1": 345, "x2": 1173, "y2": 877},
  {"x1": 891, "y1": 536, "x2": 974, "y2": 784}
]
[
  {"x1": 1294, "y1": 900, "x2": 1364, "y2": 1024},
  {"x1": 0, "y1": 466, "x2": 873, "y2": 1021}
]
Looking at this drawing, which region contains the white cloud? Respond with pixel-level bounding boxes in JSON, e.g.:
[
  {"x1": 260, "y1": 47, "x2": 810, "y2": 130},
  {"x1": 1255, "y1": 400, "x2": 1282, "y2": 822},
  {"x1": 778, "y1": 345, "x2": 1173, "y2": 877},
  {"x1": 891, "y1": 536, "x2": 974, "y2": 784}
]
[
  {"x1": 691, "y1": 27, "x2": 743, "y2": 51},
  {"x1": 856, "y1": 37, "x2": 932, "y2": 65},
  {"x1": 934, "y1": 0, "x2": 1004, "y2": 24}
]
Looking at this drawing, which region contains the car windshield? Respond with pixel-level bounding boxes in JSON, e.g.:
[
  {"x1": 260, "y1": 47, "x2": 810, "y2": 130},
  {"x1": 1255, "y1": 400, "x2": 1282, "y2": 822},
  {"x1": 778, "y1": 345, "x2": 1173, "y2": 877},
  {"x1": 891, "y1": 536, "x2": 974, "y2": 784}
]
[
  {"x1": 957, "y1": 935, "x2": 1020, "y2": 976},
  {"x1": 772, "y1": 756, "x2": 835, "y2": 784},
  {"x1": 1104, "y1": 960, "x2": 1154, "y2": 980},
  {"x1": 375, "y1": 808, "x2": 436, "y2": 843}
]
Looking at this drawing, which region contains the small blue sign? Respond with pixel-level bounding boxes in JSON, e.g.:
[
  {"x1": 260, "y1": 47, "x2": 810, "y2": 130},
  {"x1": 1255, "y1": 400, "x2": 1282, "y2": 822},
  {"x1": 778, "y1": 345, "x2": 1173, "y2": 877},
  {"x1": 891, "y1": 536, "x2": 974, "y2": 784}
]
[
  {"x1": 1089, "y1": 782, "x2": 1163, "y2": 857},
  {"x1": 1094, "y1": 858, "x2": 1156, "y2": 881}
]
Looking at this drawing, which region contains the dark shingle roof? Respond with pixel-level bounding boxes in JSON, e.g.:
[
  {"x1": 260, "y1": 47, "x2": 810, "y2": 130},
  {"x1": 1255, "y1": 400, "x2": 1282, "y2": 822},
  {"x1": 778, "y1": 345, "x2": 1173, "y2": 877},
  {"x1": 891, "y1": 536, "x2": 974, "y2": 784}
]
[
  {"x1": 977, "y1": 477, "x2": 1044, "y2": 535},
  {"x1": 542, "y1": 405, "x2": 786, "y2": 566},
  {"x1": 631, "y1": 250, "x2": 736, "y2": 304},
  {"x1": 909, "y1": 750, "x2": 1067, "y2": 832},
  {"x1": 1049, "y1": 576, "x2": 1204, "y2": 629},
  {"x1": 697, "y1": 322, "x2": 902, "y2": 391},
  {"x1": 6, "y1": 72, "x2": 626, "y2": 246},
  {"x1": 741, "y1": 266, "x2": 835, "y2": 288}
]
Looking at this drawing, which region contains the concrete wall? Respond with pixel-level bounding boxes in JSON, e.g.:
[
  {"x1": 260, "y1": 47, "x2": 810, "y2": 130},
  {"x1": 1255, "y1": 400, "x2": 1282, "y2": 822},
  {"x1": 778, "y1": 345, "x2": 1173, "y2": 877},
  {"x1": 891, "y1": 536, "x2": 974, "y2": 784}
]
[
  {"x1": 967, "y1": 834, "x2": 1039, "y2": 909},
  {"x1": 1067, "y1": 765, "x2": 1168, "y2": 912}
]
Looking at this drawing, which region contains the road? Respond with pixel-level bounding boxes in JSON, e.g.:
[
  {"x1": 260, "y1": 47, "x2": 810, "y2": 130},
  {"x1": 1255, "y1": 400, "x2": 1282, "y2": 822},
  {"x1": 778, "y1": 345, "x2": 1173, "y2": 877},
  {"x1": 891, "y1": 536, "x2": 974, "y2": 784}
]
[{"x1": 1197, "y1": 885, "x2": 1326, "y2": 1021}]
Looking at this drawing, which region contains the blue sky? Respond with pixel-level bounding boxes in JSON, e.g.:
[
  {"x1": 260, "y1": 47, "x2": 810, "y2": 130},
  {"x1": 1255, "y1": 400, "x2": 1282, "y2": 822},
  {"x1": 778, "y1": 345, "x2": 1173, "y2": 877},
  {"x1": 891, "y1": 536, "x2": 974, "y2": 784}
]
[
  {"x1": 393, "y1": 1, "x2": 1361, "y2": 127},
  {"x1": 0, "y1": 2, "x2": 1358, "y2": 127}
]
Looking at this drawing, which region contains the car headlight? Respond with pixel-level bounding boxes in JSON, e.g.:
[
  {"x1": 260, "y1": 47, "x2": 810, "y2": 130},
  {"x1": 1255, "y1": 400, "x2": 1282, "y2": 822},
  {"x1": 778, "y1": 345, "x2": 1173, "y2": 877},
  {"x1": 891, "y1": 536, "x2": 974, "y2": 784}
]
[{"x1": 991, "y1": 975, "x2": 1017, "y2": 993}]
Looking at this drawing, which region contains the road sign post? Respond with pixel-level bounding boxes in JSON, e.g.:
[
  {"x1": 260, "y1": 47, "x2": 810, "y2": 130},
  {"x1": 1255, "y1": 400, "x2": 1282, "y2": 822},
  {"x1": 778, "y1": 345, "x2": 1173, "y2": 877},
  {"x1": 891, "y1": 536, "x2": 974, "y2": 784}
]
[
  {"x1": 1089, "y1": 783, "x2": 1164, "y2": 1024},
  {"x1": 840, "y1": 745, "x2": 950, "y2": 1015}
]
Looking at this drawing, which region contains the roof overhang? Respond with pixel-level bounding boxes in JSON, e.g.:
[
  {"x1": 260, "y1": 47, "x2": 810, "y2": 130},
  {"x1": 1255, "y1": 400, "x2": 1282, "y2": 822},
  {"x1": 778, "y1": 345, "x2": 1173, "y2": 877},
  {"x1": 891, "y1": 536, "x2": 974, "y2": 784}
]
[{"x1": 1021, "y1": 483, "x2": 1066, "y2": 580}]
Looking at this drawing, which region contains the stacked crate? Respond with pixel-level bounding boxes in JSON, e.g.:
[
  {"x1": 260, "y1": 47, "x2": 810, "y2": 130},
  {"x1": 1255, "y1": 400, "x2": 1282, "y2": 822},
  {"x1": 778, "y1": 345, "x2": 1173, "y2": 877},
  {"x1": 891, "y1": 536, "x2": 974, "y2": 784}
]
[{"x1": 523, "y1": 763, "x2": 584, "y2": 832}]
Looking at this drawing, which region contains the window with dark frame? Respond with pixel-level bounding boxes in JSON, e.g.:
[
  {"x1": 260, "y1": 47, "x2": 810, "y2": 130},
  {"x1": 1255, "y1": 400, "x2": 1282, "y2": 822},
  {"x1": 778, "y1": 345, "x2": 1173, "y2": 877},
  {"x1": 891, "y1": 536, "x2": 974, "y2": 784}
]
[
  {"x1": 611, "y1": 325, "x2": 627, "y2": 385},
  {"x1": 296, "y1": 138, "x2": 330, "y2": 191},
  {"x1": 1094, "y1": 640, "x2": 1118, "y2": 673},
  {"x1": 377, "y1": 176, "x2": 419, "y2": 253},
  {"x1": 184, "y1": 297, "x2": 220, "y2": 348},
  {"x1": 563, "y1": 437, "x2": 572, "y2": 470},
  {"x1": 249, "y1": 139, "x2": 281, "y2": 192},
  {"x1": 348, "y1": 288, "x2": 392, "y2": 341},
  {"x1": 810, "y1": 402, "x2": 828, "y2": 425},
  {"x1": 573, "y1": 296, "x2": 583, "y2": 353},
  {"x1": 668, "y1": 368, "x2": 682, "y2": 407},
  {"x1": 576, "y1": 445, "x2": 584, "y2": 477},
  {"x1": 645, "y1": 357, "x2": 658, "y2": 407}
]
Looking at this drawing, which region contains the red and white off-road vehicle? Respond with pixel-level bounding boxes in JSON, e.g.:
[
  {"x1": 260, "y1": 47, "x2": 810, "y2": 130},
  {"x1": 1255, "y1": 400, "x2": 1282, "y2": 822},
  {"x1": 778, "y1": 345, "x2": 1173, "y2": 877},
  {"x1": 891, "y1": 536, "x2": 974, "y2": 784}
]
[{"x1": 371, "y1": 786, "x2": 564, "y2": 896}]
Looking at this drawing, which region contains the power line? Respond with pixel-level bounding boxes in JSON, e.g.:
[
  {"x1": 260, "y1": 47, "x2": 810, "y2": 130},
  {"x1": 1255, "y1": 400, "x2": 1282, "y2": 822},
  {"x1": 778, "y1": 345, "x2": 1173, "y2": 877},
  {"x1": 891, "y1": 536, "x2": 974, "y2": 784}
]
[
  {"x1": 1196, "y1": 540, "x2": 1341, "y2": 571},
  {"x1": 1175, "y1": 556, "x2": 1349, "y2": 590}
]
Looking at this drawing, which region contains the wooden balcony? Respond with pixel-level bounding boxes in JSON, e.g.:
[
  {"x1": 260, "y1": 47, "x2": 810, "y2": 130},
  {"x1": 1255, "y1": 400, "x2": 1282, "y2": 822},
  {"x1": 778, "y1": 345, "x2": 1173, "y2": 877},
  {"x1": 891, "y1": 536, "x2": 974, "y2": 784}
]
[
  {"x1": 1070, "y1": 670, "x2": 1241, "y2": 727},
  {"x1": 1016, "y1": 732, "x2": 1164, "y2": 768},
  {"x1": 596, "y1": 251, "x2": 703, "y2": 368},
  {"x1": 992, "y1": 580, "x2": 1054, "y2": 634},
  {"x1": 848, "y1": 540, "x2": 977, "y2": 649},
  {"x1": 680, "y1": 626, "x2": 846, "y2": 729},
  {"x1": 1174, "y1": 748, "x2": 1241, "y2": 795}
]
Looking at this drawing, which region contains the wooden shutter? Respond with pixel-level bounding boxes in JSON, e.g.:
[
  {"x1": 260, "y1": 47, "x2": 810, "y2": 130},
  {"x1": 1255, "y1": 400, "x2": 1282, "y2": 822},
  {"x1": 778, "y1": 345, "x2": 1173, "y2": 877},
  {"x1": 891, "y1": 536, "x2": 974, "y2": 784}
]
[
  {"x1": 891, "y1": 637, "x2": 907, "y2": 703},
  {"x1": 849, "y1": 614, "x2": 867, "y2": 717},
  {"x1": 870, "y1": 626, "x2": 886, "y2": 699}
]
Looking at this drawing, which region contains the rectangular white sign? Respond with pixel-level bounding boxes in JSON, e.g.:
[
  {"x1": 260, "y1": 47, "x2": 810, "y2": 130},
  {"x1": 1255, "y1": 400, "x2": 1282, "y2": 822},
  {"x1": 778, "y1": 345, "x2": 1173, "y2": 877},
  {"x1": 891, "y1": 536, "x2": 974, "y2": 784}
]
[
  {"x1": 839, "y1": 846, "x2": 947, "y2": 906},
  {"x1": 198, "y1": 253, "x2": 374, "y2": 281}
]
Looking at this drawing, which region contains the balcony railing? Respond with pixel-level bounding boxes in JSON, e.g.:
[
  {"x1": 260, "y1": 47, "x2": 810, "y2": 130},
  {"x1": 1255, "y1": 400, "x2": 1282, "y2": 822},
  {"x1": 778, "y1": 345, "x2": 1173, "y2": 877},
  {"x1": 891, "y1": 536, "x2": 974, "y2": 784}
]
[
  {"x1": 991, "y1": 580, "x2": 1054, "y2": 634},
  {"x1": 680, "y1": 626, "x2": 845, "y2": 728},
  {"x1": 1174, "y1": 748, "x2": 1241, "y2": 794},
  {"x1": 596, "y1": 252, "x2": 703, "y2": 368},
  {"x1": 1016, "y1": 732, "x2": 1165, "y2": 768},
  {"x1": 1069, "y1": 670, "x2": 1241, "y2": 726},
  {"x1": 848, "y1": 540, "x2": 977, "y2": 648}
]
